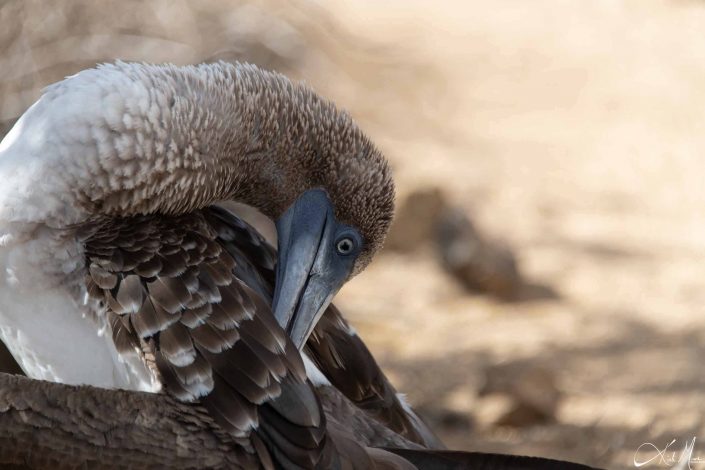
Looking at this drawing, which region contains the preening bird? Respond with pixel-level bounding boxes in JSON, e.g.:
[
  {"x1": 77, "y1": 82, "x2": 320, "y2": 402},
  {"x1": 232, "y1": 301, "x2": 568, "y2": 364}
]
[{"x1": 0, "y1": 62, "x2": 599, "y2": 469}]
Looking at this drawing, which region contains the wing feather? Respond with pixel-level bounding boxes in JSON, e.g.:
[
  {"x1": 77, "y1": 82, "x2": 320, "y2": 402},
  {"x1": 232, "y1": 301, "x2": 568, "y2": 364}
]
[
  {"x1": 308, "y1": 306, "x2": 444, "y2": 449},
  {"x1": 206, "y1": 205, "x2": 443, "y2": 450},
  {"x1": 84, "y1": 211, "x2": 336, "y2": 467},
  {"x1": 158, "y1": 322, "x2": 196, "y2": 366}
]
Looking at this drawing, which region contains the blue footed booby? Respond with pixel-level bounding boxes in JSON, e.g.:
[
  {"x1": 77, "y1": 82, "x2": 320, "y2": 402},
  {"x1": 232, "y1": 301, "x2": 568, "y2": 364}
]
[{"x1": 0, "y1": 61, "x2": 600, "y2": 469}]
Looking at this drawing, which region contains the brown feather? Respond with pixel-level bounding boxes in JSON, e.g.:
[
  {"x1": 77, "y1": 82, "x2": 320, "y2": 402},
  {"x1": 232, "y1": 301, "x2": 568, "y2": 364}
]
[
  {"x1": 159, "y1": 322, "x2": 196, "y2": 367},
  {"x1": 201, "y1": 375, "x2": 259, "y2": 437},
  {"x1": 147, "y1": 276, "x2": 192, "y2": 314},
  {"x1": 134, "y1": 255, "x2": 162, "y2": 277},
  {"x1": 180, "y1": 267, "x2": 201, "y2": 294},
  {"x1": 197, "y1": 270, "x2": 222, "y2": 303},
  {"x1": 154, "y1": 348, "x2": 208, "y2": 401},
  {"x1": 168, "y1": 351, "x2": 213, "y2": 389},
  {"x1": 130, "y1": 298, "x2": 179, "y2": 338},
  {"x1": 109, "y1": 313, "x2": 139, "y2": 356},
  {"x1": 190, "y1": 321, "x2": 240, "y2": 353},
  {"x1": 88, "y1": 263, "x2": 117, "y2": 289},
  {"x1": 157, "y1": 252, "x2": 188, "y2": 277},
  {"x1": 180, "y1": 303, "x2": 213, "y2": 328},
  {"x1": 114, "y1": 275, "x2": 144, "y2": 314},
  {"x1": 203, "y1": 260, "x2": 234, "y2": 286},
  {"x1": 201, "y1": 340, "x2": 279, "y2": 390},
  {"x1": 209, "y1": 286, "x2": 252, "y2": 330}
]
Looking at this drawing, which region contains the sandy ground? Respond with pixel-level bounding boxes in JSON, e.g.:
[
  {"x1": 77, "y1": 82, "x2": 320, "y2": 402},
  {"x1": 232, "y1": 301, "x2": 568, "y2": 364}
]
[
  {"x1": 322, "y1": 1, "x2": 705, "y2": 468},
  {"x1": 3, "y1": 1, "x2": 705, "y2": 468}
]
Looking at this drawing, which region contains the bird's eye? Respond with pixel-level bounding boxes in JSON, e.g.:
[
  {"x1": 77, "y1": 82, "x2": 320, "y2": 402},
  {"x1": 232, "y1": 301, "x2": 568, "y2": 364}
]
[{"x1": 335, "y1": 237, "x2": 356, "y2": 255}]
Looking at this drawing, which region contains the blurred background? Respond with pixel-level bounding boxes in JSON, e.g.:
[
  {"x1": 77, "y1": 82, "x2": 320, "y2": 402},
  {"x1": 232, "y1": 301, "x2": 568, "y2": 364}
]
[{"x1": 3, "y1": 0, "x2": 705, "y2": 468}]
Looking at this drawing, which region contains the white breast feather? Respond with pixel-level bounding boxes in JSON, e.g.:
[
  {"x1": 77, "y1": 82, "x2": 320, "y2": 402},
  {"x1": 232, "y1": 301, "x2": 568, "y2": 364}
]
[{"x1": 0, "y1": 65, "x2": 168, "y2": 391}]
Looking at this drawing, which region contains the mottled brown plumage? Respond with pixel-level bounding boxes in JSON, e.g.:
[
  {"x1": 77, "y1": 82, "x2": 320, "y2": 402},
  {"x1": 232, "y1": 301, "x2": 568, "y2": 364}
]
[
  {"x1": 79, "y1": 205, "x2": 599, "y2": 469},
  {"x1": 82, "y1": 206, "x2": 440, "y2": 467},
  {"x1": 0, "y1": 62, "x2": 601, "y2": 469},
  {"x1": 26, "y1": 62, "x2": 394, "y2": 276},
  {"x1": 82, "y1": 212, "x2": 309, "y2": 467},
  {"x1": 208, "y1": 206, "x2": 443, "y2": 448}
]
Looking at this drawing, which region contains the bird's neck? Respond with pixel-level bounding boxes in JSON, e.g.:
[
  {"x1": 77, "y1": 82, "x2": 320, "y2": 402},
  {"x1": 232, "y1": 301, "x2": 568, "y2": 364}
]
[
  {"x1": 126, "y1": 63, "x2": 328, "y2": 221},
  {"x1": 0, "y1": 62, "x2": 354, "y2": 228}
]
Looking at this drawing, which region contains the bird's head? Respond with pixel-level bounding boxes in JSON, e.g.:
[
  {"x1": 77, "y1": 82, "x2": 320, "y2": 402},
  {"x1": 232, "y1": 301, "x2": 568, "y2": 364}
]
[{"x1": 272, "y1": 131, "x2": 395, "y2": 350}]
